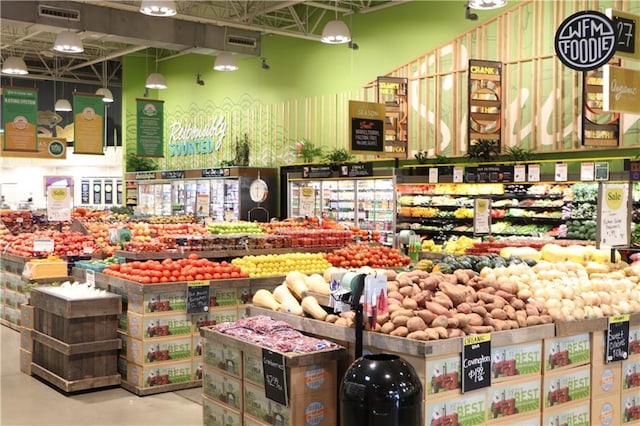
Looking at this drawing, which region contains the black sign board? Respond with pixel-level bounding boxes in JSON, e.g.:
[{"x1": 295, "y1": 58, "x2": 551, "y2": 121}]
[
  {"x1": 465, "y1": 165, "x2": 514, "y2": 183},
  {"x1": 161, "y1": 170, "x2": 185, "y2": 179},
  {"x1": 351, "y1": 117, "x2": 384, "y2": 153},
  {"x1": 81, "y1": 180, "x2": 90, "y2": 204},
  {"x1": 554, "y1": 10, "x2": 618, "y2": 71},
  {"x1": 262, "y1": 348, "x2": 288, "y2": 406},
  {"x1": 612, "y1": 13, "x2": 637, "y2": 56},
  {"x1": 104, "y1": 179, "x2": 113, "y2": 204},
  {"x1": 630, "y1": 161, "x2": 640, "y2": 181},
  {"x1": 461, "y1": 334, "x2": 492, "y2": 393},
  {"x1": 339, "y1": 163, "x2": 374, "y2": 178},
  {"x1": 135, "y1": 171, "x2": 156, "y2": 180},
  {"x1": 202, "y1": 168, "x2": 230, "y2": 178},
  {"x1": 186, "y1": 280, "x2": 210, "y2": 314},
  {"x1": 606, "y1": 315, "x2": 630, "y2": 363},
  {"x1": 302, "y1": 166, "x2": 333, "y2": 179}
]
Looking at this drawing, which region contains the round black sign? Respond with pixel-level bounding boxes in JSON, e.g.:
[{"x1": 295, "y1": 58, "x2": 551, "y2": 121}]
[{"x1": 554, "y1": 10, "x2": 617, "y2": 71}]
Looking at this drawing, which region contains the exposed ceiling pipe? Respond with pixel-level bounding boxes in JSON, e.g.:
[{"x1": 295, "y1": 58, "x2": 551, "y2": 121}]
[
  {"x1": 66, "y1": 45, "x2": 148, "y2": 71},
  {"x1": 0, "y1": 30, "x2": 46, "y2": 50},
  {"x1": 0, "y1": 72, "x2": 122, "y2": 86},
  {"x1": 245, "y1": 1, "x2": 306, "y2": 20},
  {"x1": 156, "y1": 47, "x2": 198, "y2": 62},
  {"x1": 359, "y1": 0, "x2": 411, "y2": 14},
  {"x1": 305, "y1": 1, "x2": 352, "y2": 14}
]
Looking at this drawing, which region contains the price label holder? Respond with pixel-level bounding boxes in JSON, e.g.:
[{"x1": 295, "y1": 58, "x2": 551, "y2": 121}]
[
  {"x1": 473, "y1": 198, "x2": 491, "y2": 236},
  {"x1": 33, "y1": 238, "x2": 54, "y2": 253},
  {"x1": 428, "y1": 168, "x2": 439, "y2": 183},
  {"x1": 187, "y1": 280, "x2": 210, "y2": 314},
  {"x1": 262, "y1": 348, "x2": 288, "y2": 406},
  {"x1": 462, "y1": 333, "x2": 492, "y2": 393},
  {"x1": 85, "y1": 269, "x2": 95, "y2": 287},
  {"x1": 606, "y1": 314, "x2": 630, "y2": 363}
]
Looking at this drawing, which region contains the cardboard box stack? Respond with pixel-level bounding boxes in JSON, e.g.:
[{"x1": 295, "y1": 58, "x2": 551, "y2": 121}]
[{"x1": 201, "y1": 327, "x2": 342, "y2": 426}]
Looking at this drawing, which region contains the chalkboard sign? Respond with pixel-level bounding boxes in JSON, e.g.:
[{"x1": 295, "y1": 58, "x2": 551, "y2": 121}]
[
  {"x1": 462, "y1": 333, "x2": 491, "y2": 393},
  {"x1": 349, "y1": 100, "x2": 386, "y2": 154},
  {"x1": 187, "y1": 280, "x2": 210, "y2": 314},
  {"x1": 606, "y1": 314, "x2": 630, "y2": 363},
  {"x1": 608, "y1": 9, "x2": 639, "y2": 59},
  {"x1": 262, "y1": 348, "x2": 288, "y2": 406}
]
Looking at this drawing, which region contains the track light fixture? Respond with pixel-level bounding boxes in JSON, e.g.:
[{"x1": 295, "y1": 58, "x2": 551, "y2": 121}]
[
  {"x1": 261, "y1": 58, "x2": 270, "y2": 70},
  {"x1": 465, "y1": 5, "x2": 478, "y2": 20},
  {"x1": 196, "y1": 73, "x2": 205, "y2": 86}
]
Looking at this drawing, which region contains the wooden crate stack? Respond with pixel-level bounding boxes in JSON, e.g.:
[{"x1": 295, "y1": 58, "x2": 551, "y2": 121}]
[
  {"x1": 200, "y1": 327, "x2": 345, "y2": 426},
  {"x1": 29, "y1": 286, "x2": 122, "y2": 392}
]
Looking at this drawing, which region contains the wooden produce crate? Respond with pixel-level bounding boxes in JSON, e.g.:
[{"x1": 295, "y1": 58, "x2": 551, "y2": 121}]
[{"x1": 29, "y1": 286, "x2": 122, "y2": 392}]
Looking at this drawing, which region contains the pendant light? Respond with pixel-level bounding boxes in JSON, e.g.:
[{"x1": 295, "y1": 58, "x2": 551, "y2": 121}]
[
  {"x1": 468, "y1": 0, "x2": 507, "y2": 10},
  {"x1": 96, "y1": 55, "x2": 114, "y2": 102},
  {"x1": 140, "y1": 0, "x2": 177, "y2": 17},
  {"x1": 1, "y1": 56, "x2": 28, "y2": 75},
  {"x1": 321, "y1": 2, "x2": 351, "y2": 44},
  {"x1": 53, "y1": 30, "x2": 84, "y2": 53},
  {"x1": 214, "y1": 52, "x2": 238, "y2": 71},
  {"x1": 145, "y1": 49, "x2": 167, "y2": 89}
]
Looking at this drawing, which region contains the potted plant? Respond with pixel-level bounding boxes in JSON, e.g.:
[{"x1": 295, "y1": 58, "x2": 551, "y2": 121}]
[
  {"x1": 466, "y1": 139, "x2": 500, "y2": 162},
  {"x1": 294, "y1": 139, "x2": 323, "y2": 163}
]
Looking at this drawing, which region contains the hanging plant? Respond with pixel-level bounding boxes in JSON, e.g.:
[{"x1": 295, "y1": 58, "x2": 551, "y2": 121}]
[
  {"x1": 466, "y1": 139, "x2": 500, "y2": 162},
  {"x1": 294, "y1": 139, "x2": 324, "y2": 163},
  {"x1": 323, "y1": 147, "x2": 354, "y2": 165}
]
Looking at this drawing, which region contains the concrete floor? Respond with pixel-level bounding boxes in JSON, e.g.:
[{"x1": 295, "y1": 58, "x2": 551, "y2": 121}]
[{"x1": 0, "y1": 325, "x2": 203, "y2": 426}]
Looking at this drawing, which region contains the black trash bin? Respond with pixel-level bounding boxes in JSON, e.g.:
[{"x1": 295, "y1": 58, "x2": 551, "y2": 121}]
[{"x1": 340, "y1": 353, "x2": 423, "y2": 426}]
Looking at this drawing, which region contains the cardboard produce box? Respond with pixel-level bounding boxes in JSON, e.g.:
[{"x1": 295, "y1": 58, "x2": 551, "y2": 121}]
[
  {"x1": 630, "y1": 326, "x2": 640, "y2": 357},
  {"x1": 192, "y1": 307, "x2": 238, "y2": 333},
  {"x1": 125, "y1": 335, "x2": 193, "y2": 364},
  {"x1": 126, "y1": 359, "x2": 193, "y2": 389},
  {"x1": 591, "y1": 363, "x2": 622, "y2": 397},
  {"x1": 202, "y1": 365, "x2": 243, "y2": 411},
  {"x1": 622, "y1": 355, "x2": 640, "y2": 391},
  {"x1": 542, "y1": 400, "x2": 589, "y2": 426},
  {"x1": 425, "y1": 354, "x2": 461, "y2": 397},
  {"x1": 127, "y1": 311, "x2": 192, "y2": 340},
  {"x1": 591, "y1": 392, "x2": 620, "y2": 426},
  {"x1": 425, "y1": 389, "x2": 487, "y2": 426},
  {"x1": 621, "y1": 389, "x2": 640, "y2": 424},
  {"x1": 244, "y1": 414, "x2": 270, "y2": 426},
  {"x1": 209, "y1": 288, "x2": 238, "y2": 307},
  {"x1": 543, "y1": 333, "x2": 590, "y2": 372},
  {"x1": 542, "y1": 365, "x2": 590, "y2": 409},
  {"x1": 491, "y1": 341, "x2": 542, "y2": 381},
  {"x1": 202, "y1": 394, "x2": 241, "y2": 426},
  {"x1": 202, "y1": 340, "x2": 242, "y2": 378},
  {"x1": 128, "y1": 290, "x2": 187, "y2": 314},
  {"x1": 288, "y1": 361, "x2": 337, "y2": 398},
  {"x1": 487, "y1": 376, "x2": 541, "y2": 422},
  {"x1": 592, "y1": 330, "x2": 607, "y2": 365}
]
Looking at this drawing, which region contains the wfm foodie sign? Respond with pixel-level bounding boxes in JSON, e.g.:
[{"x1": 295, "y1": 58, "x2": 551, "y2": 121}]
[{"x1": 168, "y1": 116, "x2": 227, "y2": 157}]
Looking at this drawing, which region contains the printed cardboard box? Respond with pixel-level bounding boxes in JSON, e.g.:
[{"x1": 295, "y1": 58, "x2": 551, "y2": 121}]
[
  {"x1": 622, "y1": 355, "x2": 640, "y2": 391},
  {"x1": 210, "y1": 288, "x2": 238, "y2": 307},
  {"x1": 127, "y1": 311, "x2": 192, "y2": 340},
  {"x1": 491, "y1": 341, "x2": 542, "y2": 381},
  {"x1": 591, "y1": 392, "x2": 620, "y2": 426},
  {"x1": 425, "y1": 389, "x2": 487, "y2": 426},
  {"x1": 592, "y1": 330, "x2": 607, "y2": 365},
  {"x1": 487, "y1": 376, "x2": 541, "y2": 421},
  {"x1": 125, "y1": 335, "x2": 192, "y2": 364},
  {"x1": 202, "y1": 366, "x2": 243, "y2": 411},
  {"x1": 192, "y1": 307, "x2": 238, "y2": 333},
  {"x1": 542, "y1": 365, "x2": 590, "y2": 409},
  {"x1": 202, "y1": 394, "x2": 242, "y2": 426},
  {"x1": 244, "y1": 414, "x2": 269, "y2": 426},
  {"x1": 488, "y1": 412, "x2": 540, "y2": 426},
  {"x1": 591, "y1": 363, "x2": 622, "y2": 397},
  {"x1": 543, "y1": 333, "x2": 590, "y2": 372},
  {"x1": 288, "y1": 361, "x2": 337, "y2": 397},
  {"x1": 542, "y1": 400, "x2": 590, "y2": 426},
  {"x1": 630, "y1": 325, "x2": 640, "y2": 357},
  {"x1": 202, "y1": 340, "x2": 242, "y2": 378},
  {"x1": 425, "y1": 354, "x2": 461, "y2": 397},
  {"x1": 128, "y1": 290, "x2": 187, "y2": 314},
  {"x1": 621, "y1": 389, "x2": 640, "y2": 424},
  {"x1": 244, "y1": 382, "x2": 291, "y2": 426},
  {"x1": 243, "y1": 347, "x2": 264, "y2": 386},
  {"x1": 126, "y1": 359, "x2": 193, "y2": 389}
]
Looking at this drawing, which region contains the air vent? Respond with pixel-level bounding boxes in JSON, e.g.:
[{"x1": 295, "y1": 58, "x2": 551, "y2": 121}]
[
  {"x1": 38, "y1": 5, "x2": 80, "y2": 21},
  {"x1": 226, "y1": 36, "x2": 257, "y2": 48}
]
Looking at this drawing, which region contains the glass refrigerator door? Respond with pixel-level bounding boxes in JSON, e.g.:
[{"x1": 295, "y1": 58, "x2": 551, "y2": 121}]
[
  {"x1": 172, "y1": 181, "x2": 185, "y2": 215},
  {"x1": 323, "y1": 180, "x2": 356, "y2": 227},
  {"x1": 357, "y1": 178, "x2": 395, "y2": 243},
  {"x1": 210, "y1": 180, "x2": 225, "y2": 221},
  {"x1": 196, "y1": 181, "x2": 210, "y2": 217},
  {"x1": 289, "y1": 180, "x2": 321, "y2": 218},
  {"x1": 138, "y1": 183, "x2": 155, "y2": 215},
  {"x1": 160, "y1": 184, "x2": 172, "y2": 215},
  {"x1": 184, "y1": 180, "x2": 197, "y2": 214},
  {"x1": 224, "y1": 179, "x2": 239, "y2": 221}
]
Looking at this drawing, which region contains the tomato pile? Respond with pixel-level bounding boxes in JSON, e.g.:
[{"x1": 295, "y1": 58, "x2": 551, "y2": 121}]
[
  {"x1": 102, "y1": 254, "x2": 248, "y2": 284},
  {"x1": 1, "y1": 230, "x2": 97, "y2": 257},
  {"x1": 324, "y1": 245, "x2": 411, "y2": 268}
]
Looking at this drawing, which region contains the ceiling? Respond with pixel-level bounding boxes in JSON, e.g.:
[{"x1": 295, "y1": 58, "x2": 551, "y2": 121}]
[{"x1": 0, "y1": 0, "x2": 409, "y2": 87}]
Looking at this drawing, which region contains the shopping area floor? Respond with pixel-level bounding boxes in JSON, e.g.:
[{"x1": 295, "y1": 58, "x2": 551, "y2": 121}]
[{"x1": 0, "y1": 325, "x2": 203, "y2": 426}]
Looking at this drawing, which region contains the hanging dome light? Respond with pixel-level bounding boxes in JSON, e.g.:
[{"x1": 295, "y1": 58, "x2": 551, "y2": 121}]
[
  {"x1": 54, "y1": 99, "x2": 72, "y2": 112},
  {"x1": 145, "y1": 72, "x2": 167, "y2": 89},
  {"x1": 321, "y1": 20, "x2": 351, "y2": 44},
  {"x1": 468, "y1": 0, "x2": 507, "y2": 10},
  {"x1": 214, "y1": 52, "x2": 238, "y2": 71},
  {"x1": 1, "y1": 56, "x2": 28, "y2": 75},
  {"x1": 96, "y1": 87, "x2": 114, "y2": 102},
  {"x1": 53, "y1": 30, "x2": 84, "y2": 53},
  {"x1": 140, "y1": 0, "x2": 177, "y2": 17}
]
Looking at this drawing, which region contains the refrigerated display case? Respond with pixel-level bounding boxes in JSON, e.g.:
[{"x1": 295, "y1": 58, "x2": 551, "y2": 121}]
[
  {"x1": 138, "y1": 182, "x2": 172, "y2": 216},
  {"x1": 287, "y1": 167, "x2": 396, "y2": 243}
]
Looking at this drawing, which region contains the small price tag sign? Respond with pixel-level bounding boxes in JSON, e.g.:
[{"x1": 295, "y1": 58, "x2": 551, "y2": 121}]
[
  {"x1": 606, "y1": 314, "x2": 630, "y2": 363},
  {"x1": 462, "y1": 333, "x2": 492, "y2": 393},
  {"x1": 33, "y1": 238, "x2": 54, "y2": 253},
  {"x1": 85, "y1": 269, "x2": 95, "y2": 287},
  {"x1": 187, "y1": 280, "x2": 210, "y2": 314},
  {"x1": 262, "y1": 348, "x2": 288, "y2": 406}
]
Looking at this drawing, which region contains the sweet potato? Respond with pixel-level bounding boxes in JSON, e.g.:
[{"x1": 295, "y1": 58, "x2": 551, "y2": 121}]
[
  {"x1": 438, "y1": 282, "x2": 467, "y2": 306},
  {"x1": 490, "y1": 308, "x2": 508, "y2": 320},
  {"x1": 540, "y1": 315, "x2": 553, "y2": 324},
  {"x1": 491, "y1": 319, "x2": 505, "y2": 331},
  {"x1": 525, "y1": 305, "x2": 539, "y2": 317},
  {"x1": 424, "y1": 301, "x2": 451, "y2": 317},
  {"x1": 478, "y1": 292, "x2": 495, "y2": 304},
  {"x1": 434, "y1": 326, "x2": 448, "y2": 339},
  {"x1": 526, "y1": 316, "x2": 542, "y2": 326},
  {"x1": 396, "y1": 275, "x2": 413, "y2": 288},
  {"x1": 492, "y1": 295, "x2": 507, "y2": 309},
  {"x1": 335, "y1": 318, "x2": 349, "y2": 327},
  {"x1": 419, "y1": 276, "x2": 440, "y2": 291},
  {"x1": 341, "y1": 311, "x2": 355, "y2": 320},
  {"x1": 387, "y1": 281, "x2": 399, "y2": 293},
  {"x1": 380, "y1": 321, "x2": 395, "y2": 334},
  {"x1": 467, "y1": 325, "x2": 494, "y2": 334},
  {"x1": 454, "y1": 312, "x2": 469, "y2": 328},
  {"x1": 390, "y1": 309, "x2": 415, "y2": 320},
  {"x1": 442, "y1": 274, "x2": 458, "y2": 284},
  {"x1": 390, "y1": 326, "x2": 408, "y2": 337},
  {"x1": 466, "y1": 313, "x2": 484, "y2": 326},
  {"x1": 383, "y1": 270, "x2": 397, "y2": 281},
  {"x1": 503, "y1": 305, "x2": 516, "y2": 320},
  {"x1": 471, "y1": 306, "x2": 488, "y2": 317},
  {"x1": 413, "y1": 291, "x2": 430, "y2": 308},
  {"x1": 406, "y1": 316, "x2": 427, "y2": 332},
  {"x1": 376, "y1": 312, "x2": 390, "y2": 325},
  {"x1": 416, "y1": 309, "x2": 437, "y2": 325},
  {"x1": 447, "y1": 328, "x2": 465, "y2": 338},
  {"x1": 325, "y1": 314, "x2": 339, "y2": 323},
  {"x1": 388, "y1": 303, "x2": 403, "y2": 313},
  {"x1": 507, "y1": 320, "x2": 519, "y2": 329},
  {"x1": 392, "y1": 315, "x2": 411, "y2": 327},
  {"x1": 516, "y1": 311, "x2": 528, "y2": 328},
  {"x1": 407, "y1": 330, "x2": 429, "y2": 341},
  {"x1": 499, "y1": 281, "x2": 518, "y2": 295},
  {"x1": 399, "y1": 286, "x2": 416, "y2": 298},
  {"x1": 402, "y1": 298, "x2": 418, "y2": 310},
  {"x1": 388, "y1": 291, "x2": 404, "y2": 302},
  {"x1": 424, "y1": 328, "x2": 439, "y2": 340},
  {"x1": 495, "y1": 290, "x2": 515, "y2": 301},
  {"x1": 457, "y1": 302, "x2": 472, "y2": 314},
  {"x1": 453, "y1": 269, "x2": 470, "y2": 285},
  {"x1": 478, "y1": 286, "x2": 496, "y2": 295},
  {"x1": 430, "y1": 315, "x2": 449, "y2": 329},
  {"x1": 510, "y1": 298, "x2": 525, "y2": 310}
]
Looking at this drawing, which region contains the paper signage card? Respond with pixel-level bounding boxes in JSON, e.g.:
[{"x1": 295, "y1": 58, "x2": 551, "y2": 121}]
[
  {"x1": 513, "y1": 165, "x2": 526, "y2": 182},
  {"x1": 527, "y1": 164, "x2": 540, "y2": 182},
  {"x1": 597, "y1": 183, "x2": 630, "y2": 248},
  {"x1": 428, "y1": 168, "x2": 439, "y2": 183},
  {"x1": 473, "y1": 198, "x2": 491, "y2": 235},
  {"x1": 453, "y1": 166, "x2": 464, "y2": 183},
  {"x1": 555, "y1": 163, "x2": 568, "y2": 181},
  {"x1": 580, "y1": 162, "x2": 594, "y2": 181}
]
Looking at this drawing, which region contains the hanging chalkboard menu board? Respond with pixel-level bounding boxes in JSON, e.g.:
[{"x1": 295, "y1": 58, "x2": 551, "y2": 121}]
[
  {"x1": 187, "y1": 280, "x2": 210, "y2": 314},
  {"x1": 262, "y1": 348, "x2": 288, "y2": 406},
  {"x1": 462, "y1": 333, "x2": 492, "y2": 393},
  {"x1": 349, "y1": 100, "x2": 385, "y2": 154}
]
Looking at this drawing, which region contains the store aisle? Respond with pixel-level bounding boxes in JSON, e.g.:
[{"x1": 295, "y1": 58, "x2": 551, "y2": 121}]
[{"x1": 0, "y1": 325, "x2": 203, "y2": 426}]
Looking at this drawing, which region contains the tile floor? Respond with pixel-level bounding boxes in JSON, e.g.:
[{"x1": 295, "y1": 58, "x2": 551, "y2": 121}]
[{"x1": 0, "y1": 325, "x2": 203, "y2": 426}]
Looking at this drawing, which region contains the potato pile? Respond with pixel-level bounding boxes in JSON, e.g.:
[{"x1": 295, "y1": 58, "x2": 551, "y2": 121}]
[{"x1": 326, "y1": 269, "x2": 552, "y2": 341}]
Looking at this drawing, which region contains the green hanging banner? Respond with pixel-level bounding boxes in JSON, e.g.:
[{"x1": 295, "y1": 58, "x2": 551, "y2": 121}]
[
  {"x1": 73, "y1": 93, "x2": 105, "y2": 155},
  {"x1": 136, "y1": 98, "x2": 164, "y2": 158},
  {"x1": 2, "y1": 87, "x2": 38, "y2": 152}
]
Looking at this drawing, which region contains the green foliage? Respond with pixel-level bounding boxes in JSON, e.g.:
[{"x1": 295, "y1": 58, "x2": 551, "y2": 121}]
[
  {"x1": 323, "y1": 147, "x2": 354, "y2": 164},
  {"x1": 414, "y1": 150, "x2": 429, "y2": 164},
  {"x1": 126, "y1": 152, "x2": 158, "y2": 172},
  {"x1": 295, "y1": 139, "x2": 324, "y2": 163},
  {"x1": 503, "y1": 146, "x2": 533, "y2": 163},
  {"x1": 466, "y1": 139, "x2": 500, "y2": 162},
  {"x1": 235, "y1": 133, "x2": 250, "y2": 166}
]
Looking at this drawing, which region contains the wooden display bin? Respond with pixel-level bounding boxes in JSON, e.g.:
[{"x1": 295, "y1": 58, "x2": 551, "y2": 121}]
[{"x1": 29, "y1": 286, "x2": 122, "y2": 392}]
